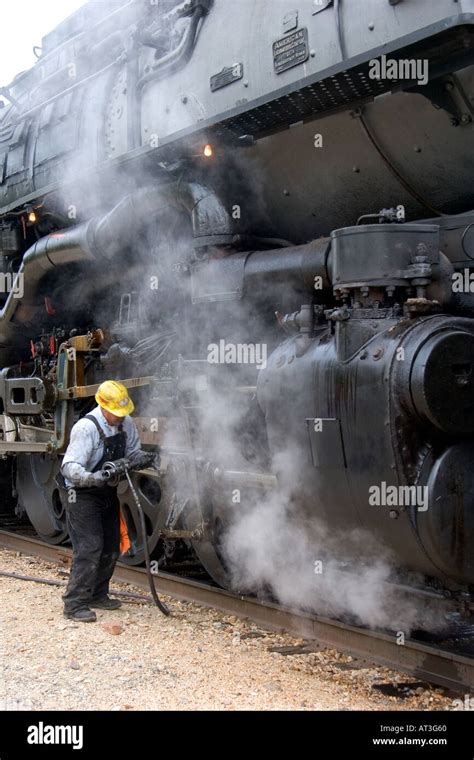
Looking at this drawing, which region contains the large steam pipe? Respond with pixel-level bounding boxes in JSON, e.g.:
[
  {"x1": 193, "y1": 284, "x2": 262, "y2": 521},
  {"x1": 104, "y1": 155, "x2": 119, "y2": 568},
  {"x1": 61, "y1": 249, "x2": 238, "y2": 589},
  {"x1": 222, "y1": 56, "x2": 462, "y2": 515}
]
[
  {"x1": 0, "y1": 181, "x2": 232, "y2": 351},
  {"x1": 0, "y1": 223, "x2": 95, "y2": 351},
  {"x1": 212, "y1": 468, "x2": 278, "y2": 489},
  {"x1": 91, "y1": 181, "x2": 233, "y2": 255},
  {"x1": 242, "y1": 238, "x2": 332, "y2": 295}
]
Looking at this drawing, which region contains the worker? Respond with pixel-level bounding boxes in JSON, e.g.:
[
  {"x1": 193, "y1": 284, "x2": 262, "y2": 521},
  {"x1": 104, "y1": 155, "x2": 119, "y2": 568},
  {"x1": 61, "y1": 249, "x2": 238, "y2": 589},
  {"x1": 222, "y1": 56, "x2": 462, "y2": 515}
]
[{"x1": 59, "y1": 380, "x2": 154, "y2": 622}]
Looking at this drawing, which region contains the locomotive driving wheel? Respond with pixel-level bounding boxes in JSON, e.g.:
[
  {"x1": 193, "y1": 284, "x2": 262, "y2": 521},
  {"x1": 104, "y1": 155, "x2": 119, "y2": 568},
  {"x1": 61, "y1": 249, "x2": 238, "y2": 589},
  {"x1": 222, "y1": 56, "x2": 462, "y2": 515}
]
[
  {"x1": 16, "y1": 453, "x2": 68, "y2": 544},
  {"x1": 175, "y1": 459, "x2": 232, "y2": 588},
  {"x1": 184, "y1": 499, "x2": 231, "y2": 588},
  {"x1": 116, "y1": 470, "x2": 167, "y2": 566}
]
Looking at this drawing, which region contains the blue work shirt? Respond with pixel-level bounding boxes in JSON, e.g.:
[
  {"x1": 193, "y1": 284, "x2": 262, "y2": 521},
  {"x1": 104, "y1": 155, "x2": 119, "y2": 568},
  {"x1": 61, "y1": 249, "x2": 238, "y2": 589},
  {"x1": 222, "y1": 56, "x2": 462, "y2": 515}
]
[{"x1": 61, "y1": 405, "x2": 141, "y2": 488}]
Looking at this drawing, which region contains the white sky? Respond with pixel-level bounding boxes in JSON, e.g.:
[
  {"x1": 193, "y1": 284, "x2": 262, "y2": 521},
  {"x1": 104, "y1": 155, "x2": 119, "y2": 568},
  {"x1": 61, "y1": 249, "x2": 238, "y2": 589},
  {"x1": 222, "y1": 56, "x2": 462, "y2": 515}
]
[{"x1": 0, "y1": 0, "x2": 88, "y2": 88}]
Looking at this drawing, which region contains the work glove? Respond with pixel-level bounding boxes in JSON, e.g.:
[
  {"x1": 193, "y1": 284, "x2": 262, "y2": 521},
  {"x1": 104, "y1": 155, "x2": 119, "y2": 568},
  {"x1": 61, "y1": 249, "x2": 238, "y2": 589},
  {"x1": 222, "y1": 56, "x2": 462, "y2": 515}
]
[
  {"x1": 82, "y1": 470, "x2": 110, "y2": 488},
  {"x1": 128, "y1": 450, "x2": 158, "y2": 471}
]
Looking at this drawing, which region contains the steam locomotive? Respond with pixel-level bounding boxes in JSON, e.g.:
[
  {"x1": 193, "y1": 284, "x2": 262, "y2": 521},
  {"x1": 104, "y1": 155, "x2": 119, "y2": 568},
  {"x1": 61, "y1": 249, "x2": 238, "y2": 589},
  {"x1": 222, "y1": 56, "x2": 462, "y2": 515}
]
[{"x1": 1, "y1": 0, "x2": 474, "y2": 625}]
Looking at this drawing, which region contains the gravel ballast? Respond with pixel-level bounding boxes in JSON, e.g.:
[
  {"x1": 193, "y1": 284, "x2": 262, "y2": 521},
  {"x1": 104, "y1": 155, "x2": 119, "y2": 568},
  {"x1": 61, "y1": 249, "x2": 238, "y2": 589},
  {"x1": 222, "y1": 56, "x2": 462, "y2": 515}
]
[{"x1": 0, "y1": 547, "x2": 456, "y2": 711}]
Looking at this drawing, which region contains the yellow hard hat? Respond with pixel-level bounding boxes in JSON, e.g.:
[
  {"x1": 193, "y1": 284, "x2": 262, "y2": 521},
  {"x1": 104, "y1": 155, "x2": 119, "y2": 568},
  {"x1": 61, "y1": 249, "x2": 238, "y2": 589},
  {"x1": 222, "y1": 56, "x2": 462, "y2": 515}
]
[{"x1": 95, "y1": 380, "x2": 135, "y2": 417}]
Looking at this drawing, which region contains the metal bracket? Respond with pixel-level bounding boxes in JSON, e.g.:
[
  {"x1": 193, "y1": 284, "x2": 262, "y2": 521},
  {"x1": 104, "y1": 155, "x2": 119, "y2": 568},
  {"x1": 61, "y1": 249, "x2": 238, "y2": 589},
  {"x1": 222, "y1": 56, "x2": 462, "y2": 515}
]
[
  {"x1": 312, "y1": 0, "x2": 333, "y2": 14},
  {"x1": 283, "y1": 10, "x2": 298, "y2": 33},
  {"x1": 408, "y1": 74, "x2": 474, "y2": 126},
  {"x1": 0, "y1": 375, "x2": 47, "y2": 416}
]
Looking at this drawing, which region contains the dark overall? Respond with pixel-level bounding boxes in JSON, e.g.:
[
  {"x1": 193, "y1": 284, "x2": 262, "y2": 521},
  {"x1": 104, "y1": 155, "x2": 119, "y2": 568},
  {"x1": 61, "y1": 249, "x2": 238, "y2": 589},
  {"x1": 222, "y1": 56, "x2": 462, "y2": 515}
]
[{"x1": 63, "y1": 415, "x2": 126, "y2": 614}]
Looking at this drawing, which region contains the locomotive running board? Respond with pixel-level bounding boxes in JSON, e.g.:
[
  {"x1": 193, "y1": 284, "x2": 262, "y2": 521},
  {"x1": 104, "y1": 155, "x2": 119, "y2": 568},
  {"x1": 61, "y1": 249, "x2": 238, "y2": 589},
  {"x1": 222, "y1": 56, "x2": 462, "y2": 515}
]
[
  {"x1": 124, "y1": 14, "x2": 474, "y2": 163},
  {"x1": 3, "y1": 16, "x2": 474, "y2": 216}
]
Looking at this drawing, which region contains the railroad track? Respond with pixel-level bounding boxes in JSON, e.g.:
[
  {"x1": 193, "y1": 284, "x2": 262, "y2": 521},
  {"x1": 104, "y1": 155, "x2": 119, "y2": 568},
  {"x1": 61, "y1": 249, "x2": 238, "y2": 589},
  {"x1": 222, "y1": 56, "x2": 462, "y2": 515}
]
[{"x1": 0, "y1": 528, "x2": 473, "y2": 694}]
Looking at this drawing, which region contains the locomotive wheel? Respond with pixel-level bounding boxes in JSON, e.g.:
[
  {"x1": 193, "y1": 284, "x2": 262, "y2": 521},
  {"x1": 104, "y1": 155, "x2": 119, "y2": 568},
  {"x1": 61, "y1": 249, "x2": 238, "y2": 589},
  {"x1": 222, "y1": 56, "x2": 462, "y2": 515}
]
[
  {"x1": 16, "y1": 454, "x2": 68, "y2": 544},
  {"x1": 116, "y1": 471, "x2": 167, "y2": 566},
  {"x1": 182, "y1": 495, "x2": 232, "y2": 588}
]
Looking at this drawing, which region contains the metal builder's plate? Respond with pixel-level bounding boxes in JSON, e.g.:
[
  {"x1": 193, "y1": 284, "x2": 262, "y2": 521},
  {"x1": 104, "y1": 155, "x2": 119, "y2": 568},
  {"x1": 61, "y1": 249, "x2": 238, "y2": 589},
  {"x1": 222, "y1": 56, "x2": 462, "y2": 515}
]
[
  {"x1": 273, "y1": 28, "x2": 309, "y2": 74},
  {"x1": 210, "y1": 63, "x2": 244, "y2": 92}
]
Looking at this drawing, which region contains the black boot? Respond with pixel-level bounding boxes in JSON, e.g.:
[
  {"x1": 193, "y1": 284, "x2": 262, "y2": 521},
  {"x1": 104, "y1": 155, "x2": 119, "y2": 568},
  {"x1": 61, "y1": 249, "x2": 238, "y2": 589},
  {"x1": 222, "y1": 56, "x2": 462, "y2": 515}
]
[
  {"x1": 64, "y1": 608, "x2": 97, "y2": 622},
  {"x1": 90, "y1": 597, "x2": 122, "y2": 610}
]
